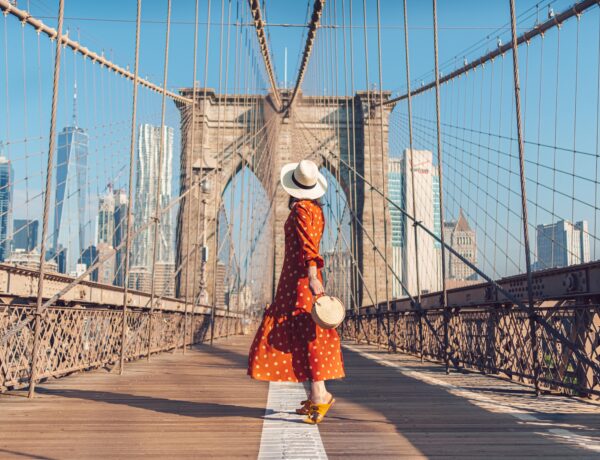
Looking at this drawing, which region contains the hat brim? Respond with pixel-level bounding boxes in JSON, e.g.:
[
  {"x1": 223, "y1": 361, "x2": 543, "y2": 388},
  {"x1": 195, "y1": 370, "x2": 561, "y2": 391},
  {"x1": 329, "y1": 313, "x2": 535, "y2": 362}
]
[{"x1": 280, "y1": 162, "x2": 328, "y2": 200}]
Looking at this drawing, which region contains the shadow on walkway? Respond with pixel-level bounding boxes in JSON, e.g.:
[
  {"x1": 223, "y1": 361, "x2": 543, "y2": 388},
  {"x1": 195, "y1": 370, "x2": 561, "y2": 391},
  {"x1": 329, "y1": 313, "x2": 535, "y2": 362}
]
[
  {"x1": 37, "y1": 386, "x2": 265, "y2": 420},
  {"x1": 320, "y1": 347, "x2": 600, "y2": 458},
  {"x1": 0, "y1": 449, "x2": 57, "y2": 460}
]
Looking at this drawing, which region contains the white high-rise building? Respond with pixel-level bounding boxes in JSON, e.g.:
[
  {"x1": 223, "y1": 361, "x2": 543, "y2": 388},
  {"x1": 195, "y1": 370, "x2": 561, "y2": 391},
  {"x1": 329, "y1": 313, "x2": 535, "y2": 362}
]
[
  {"x1": 132, "y1": 124, "x2": 175, "y2": 273},
  {"x1": 536, "y1": 220, "x2": 590, "y2": 269},
  {"x1": 389, "y1": 150, "x2": 442, "y2": 297}
]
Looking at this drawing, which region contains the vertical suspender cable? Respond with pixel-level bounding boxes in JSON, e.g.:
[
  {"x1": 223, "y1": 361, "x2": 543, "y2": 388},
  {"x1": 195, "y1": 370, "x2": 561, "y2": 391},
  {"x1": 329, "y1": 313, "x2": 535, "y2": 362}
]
[
  {"x1": 508, "y1": 0, "x2": 539, "y2": 394},
  {"x1": 147, "y1": 0, "x2": 173, "y2": 360},
  {"x1": 432, "y1": 0, "x2": 450, "y2": 373},
  {"x1": 402, "y1": 0, "x2": 424, "y2": 359},
  {"x1": 28, "y1": 0, "x2": 65, "y2": 399},
  {"x1": 182, "y1": 0, "x2": 201, "y2": 353},
  {"x1": 361, "y1": 0, "x2": 379, "y2": 333},
  {"x1": 190, "y1": 0, "x2": 212, "y2": 345},
  {"x1": 120, "y1": 0, "x2": 143, "y2": 372},
  {"x1": 375, "y1": 0, "x2": 391, "y2": 346},
  {"x1": 210, "y1": 0, "x2": 227, "y2": 346}
]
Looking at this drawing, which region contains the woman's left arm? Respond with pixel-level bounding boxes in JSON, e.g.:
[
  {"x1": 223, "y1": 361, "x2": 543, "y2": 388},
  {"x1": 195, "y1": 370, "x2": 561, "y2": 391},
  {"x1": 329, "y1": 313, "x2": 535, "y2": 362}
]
[{"x1": 308, "y1": 264, "x2": 324, "y2": 295}]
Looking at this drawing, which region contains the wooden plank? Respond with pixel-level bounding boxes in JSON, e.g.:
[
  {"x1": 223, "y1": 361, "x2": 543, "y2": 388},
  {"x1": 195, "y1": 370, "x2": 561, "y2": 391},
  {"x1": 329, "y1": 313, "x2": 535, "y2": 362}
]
[
  {"x1": 2, "y1": 335, "x2": 599, "y2": 459},
  {"x1": 318, "y1": 343, "x2": 600, "y2": 459},
  {"x1": 0, "y1": 335, "x2": 268, "y2": 459}
]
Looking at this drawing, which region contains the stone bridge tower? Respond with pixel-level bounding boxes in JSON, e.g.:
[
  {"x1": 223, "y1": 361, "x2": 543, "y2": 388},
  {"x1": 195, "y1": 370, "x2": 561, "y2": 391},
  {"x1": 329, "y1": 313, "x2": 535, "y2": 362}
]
[{"x1": 175, "y1": 89, "x2": 395, "y2": 309}]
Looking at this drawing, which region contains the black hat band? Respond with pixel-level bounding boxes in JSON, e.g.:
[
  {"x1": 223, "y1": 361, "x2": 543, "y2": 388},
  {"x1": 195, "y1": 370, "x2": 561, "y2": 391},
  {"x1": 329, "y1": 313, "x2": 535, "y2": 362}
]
[{"x1": 292, "y1": 171, "x2": 317, "y2": 190}]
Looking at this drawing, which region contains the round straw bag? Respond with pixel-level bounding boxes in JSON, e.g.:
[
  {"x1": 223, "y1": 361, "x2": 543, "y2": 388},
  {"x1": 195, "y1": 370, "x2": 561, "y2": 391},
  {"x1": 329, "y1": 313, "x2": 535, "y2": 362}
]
[{"x1": 311, "y1": 294, "x2": 346, "y2": 329}]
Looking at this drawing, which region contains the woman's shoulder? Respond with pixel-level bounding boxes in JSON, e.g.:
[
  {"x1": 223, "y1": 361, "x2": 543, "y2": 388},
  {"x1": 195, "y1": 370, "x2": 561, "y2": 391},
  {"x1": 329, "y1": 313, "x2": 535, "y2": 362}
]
[{"x1": 294, "y1": 199, "x2": 321, "y2": 214}]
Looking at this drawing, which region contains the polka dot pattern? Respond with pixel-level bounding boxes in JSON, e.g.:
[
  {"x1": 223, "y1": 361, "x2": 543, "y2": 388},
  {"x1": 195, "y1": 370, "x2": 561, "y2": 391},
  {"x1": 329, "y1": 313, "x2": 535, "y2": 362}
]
[{"x1": 247, "y1": 200, "x2": 345, "y2": 383}]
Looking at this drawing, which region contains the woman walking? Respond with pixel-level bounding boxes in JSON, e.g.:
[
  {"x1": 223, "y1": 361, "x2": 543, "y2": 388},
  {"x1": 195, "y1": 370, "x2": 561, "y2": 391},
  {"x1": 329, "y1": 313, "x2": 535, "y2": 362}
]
[{"x1": 247, "y1": 159, "x2": 345, "y2": 424}]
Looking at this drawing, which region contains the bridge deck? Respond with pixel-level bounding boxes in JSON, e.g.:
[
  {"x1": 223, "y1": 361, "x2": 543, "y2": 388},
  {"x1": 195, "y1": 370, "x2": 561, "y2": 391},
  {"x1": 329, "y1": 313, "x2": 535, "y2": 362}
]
[{"x1": 1, "y1": 335, "x2": 599, "y2": 459}]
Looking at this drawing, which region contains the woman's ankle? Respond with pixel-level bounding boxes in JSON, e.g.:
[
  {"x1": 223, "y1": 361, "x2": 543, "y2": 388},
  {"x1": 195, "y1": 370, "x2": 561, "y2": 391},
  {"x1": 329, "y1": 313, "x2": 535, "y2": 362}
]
[{"x1": 312, "y1": 390, "x2": 332, "y2": 404}]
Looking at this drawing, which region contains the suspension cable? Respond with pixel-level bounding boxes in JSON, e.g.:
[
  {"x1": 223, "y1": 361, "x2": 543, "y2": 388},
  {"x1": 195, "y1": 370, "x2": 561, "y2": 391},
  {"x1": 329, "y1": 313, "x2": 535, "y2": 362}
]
[
  {"x1": 381, "y1": 0, "x2": 598, "y2": 107},
  {"x1": 119, "y1": 0, "x2": 143, "y2": 373},
  {"x1": 28, "y1": 0, "x2": 65, "y2": 399},
  {"x1": 247, "y1": 0, "x2": 281, "y2": 109}
]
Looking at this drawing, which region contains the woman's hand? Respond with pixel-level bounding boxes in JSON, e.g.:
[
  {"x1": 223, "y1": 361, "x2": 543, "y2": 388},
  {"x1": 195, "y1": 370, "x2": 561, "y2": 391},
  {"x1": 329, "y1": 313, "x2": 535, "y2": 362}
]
[
  {"x1": 307, "y1": 264, "x2": 324, "y2": 295},
  {"x1": 309, "y1": 276, "x2": 324, "y2": 296}
]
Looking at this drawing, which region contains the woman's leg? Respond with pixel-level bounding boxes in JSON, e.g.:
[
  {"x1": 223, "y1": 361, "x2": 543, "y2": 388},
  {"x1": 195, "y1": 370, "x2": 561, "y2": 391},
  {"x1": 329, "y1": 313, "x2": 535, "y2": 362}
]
[{"x1": 310, "y1": 380, "x2": 332, "y2": 404}]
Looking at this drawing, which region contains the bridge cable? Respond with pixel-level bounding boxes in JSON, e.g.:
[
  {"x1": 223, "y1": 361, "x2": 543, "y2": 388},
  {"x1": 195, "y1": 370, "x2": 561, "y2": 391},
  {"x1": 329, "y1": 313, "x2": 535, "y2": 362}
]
[
  {"x1": 431, "y1": 0, "x2": 451, "y2": 372},
  {"x1": 119, "y1": 0, "x2": 143, "y2": 373},
  {"x1": 181, "y1": 0, "x2": 201, "y2": 354},
  {"x1": 401, "y1": 0, "x2": 425, "y2": 358},
  {"x1": 28, "y1": 0, "x2": 65, "y2": 399},
  {"x1": 146, "y1": 0, "x2": 173, "y2": 360},
  {"x1": 287, "y1": 0, "x2": 325, "y2": 113},
  {"x1": 508, "y1": 0, "x2": 540, "y2": 394},
  {"x1": 375, "y1": 0, "x2": 393, "y2": 346},
  {"x1": 361, "y1": 0, "x2": 381, "y2": 315},
  {"x1": 380, "y1": 0, "x2": 597, "y2": 108},
  {"x1": 247, "y1": 0, "x2": 282, "y2": 110}
]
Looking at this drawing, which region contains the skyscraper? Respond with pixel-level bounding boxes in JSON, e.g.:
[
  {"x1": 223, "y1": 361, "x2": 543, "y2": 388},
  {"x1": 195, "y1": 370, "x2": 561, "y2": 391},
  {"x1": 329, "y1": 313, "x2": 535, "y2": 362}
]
[
  {"x1": 78, "y1": 245, "x2": 97, "y2": 281},
  {"x1": 96, "y1": 242, "x2": 115, "y2": 285},
  {"x1": 443, "y1": 210, "x2": 478, "y2": 281},
  {"x1": 0, "y1": 156, "x2": 14, "y2": 261},
  {"x1": 113, "y1": 189, "x2": 128, "y2": 286},
  {"x1": 536, "y1": 220, "x2": 590, "y2": 269},
  {"x1": 97, "y1": 190, "x2": 115, "y2": 246},
  {"x1": 132, "y1": 124, "x2": 174, "y2": 272},
  {"x1": 93, "y1": 187, "x2": 128, "y2": 286},
  {"x1": 388, "y1": 157, "x2": 405, "y2": 297},
  {"x1": 53, "y1": 84, "x2": 89, "y2": 272},
  {"x1": 388, "y1": 150, "x2": 442, "y2": 297},
  {"x1": 13, "y1": 219, "x2": 38, "y2": 252}
]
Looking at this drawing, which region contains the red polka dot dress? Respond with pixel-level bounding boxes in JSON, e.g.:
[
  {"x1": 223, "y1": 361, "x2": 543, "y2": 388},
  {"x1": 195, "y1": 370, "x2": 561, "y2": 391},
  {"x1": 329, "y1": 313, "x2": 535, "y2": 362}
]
[{"x1": 247, "y1": 199, "x2": 345, "y2": 383}]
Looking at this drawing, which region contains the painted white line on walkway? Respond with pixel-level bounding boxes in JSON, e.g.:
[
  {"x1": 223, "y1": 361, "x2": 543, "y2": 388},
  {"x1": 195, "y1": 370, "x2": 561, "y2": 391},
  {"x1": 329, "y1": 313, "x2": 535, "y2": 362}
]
[
  {"x1": 343, "y1": 344, "x2": 600, "y2": 454},
  {"x1": 258, "y1": 381, "x2": 328, "y2": 460}
]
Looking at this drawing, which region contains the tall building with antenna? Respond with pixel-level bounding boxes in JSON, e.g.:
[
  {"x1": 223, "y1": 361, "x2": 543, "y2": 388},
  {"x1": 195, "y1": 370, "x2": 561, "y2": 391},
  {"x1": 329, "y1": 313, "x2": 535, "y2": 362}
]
[{"x1": 51, "y1": 83, "x2": 89, "y2": 273}]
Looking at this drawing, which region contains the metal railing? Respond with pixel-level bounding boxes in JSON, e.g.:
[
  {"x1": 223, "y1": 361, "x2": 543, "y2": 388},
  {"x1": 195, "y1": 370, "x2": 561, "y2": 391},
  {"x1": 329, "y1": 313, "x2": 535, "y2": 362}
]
[
  {"x1": 1, "y1": 301, "x2": 243, "y2": 393},
  {"x1": 342, "y1": 261, "x2": 600, "y2": 398}
]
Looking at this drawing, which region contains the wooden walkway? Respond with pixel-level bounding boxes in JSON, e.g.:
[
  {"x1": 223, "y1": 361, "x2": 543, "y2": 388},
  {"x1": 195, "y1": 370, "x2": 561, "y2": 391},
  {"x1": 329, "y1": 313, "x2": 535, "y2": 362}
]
[{"x1": 1, "y1": 335, "x2": 599, "y2": 459}]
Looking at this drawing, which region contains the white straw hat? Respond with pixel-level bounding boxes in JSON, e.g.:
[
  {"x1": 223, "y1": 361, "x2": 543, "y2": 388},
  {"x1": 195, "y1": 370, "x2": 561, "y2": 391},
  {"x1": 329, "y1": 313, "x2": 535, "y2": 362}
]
[{"x1": 280, "y1": 159, "x2": 328, "y2": 200}]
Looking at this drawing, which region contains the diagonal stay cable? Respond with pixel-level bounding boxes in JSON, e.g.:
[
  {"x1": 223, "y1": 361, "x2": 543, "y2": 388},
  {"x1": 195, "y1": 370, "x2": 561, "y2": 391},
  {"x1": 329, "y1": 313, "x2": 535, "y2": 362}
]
[{"x1": 299, "y1": 119, "x2": 600, "y2": 376}]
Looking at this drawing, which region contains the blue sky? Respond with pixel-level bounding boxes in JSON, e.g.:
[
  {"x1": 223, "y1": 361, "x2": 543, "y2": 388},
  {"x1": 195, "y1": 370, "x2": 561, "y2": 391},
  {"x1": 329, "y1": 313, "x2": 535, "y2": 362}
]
[{"x1": 1, "y1": 0, "x2": 597, "y2": 280}]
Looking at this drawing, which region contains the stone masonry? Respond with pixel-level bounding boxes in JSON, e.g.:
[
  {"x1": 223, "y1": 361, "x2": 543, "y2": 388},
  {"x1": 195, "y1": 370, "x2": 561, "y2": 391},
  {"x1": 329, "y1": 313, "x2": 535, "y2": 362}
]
[{"x1": 175, "y1": 89, "x2": 394, "y2": 308}]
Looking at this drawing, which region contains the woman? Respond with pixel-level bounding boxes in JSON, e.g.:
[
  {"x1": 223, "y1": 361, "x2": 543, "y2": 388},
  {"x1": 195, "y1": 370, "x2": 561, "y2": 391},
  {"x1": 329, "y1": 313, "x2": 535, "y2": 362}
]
[{"x1": 247, "y1": 159, "x2": 345, "y2": 424}]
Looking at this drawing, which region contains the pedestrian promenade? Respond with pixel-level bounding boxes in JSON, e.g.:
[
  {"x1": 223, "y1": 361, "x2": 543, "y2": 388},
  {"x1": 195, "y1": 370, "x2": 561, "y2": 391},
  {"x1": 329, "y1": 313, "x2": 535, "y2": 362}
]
[{"x1": 1, "y1": 335, "x2": 599, "y2": 459}]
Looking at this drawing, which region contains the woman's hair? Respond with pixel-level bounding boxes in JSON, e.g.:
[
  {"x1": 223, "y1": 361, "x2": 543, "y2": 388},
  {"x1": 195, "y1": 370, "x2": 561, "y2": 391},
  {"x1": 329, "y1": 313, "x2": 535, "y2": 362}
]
[{"x1": 288, "y1": 196, "x2": 323, "y2": 210}]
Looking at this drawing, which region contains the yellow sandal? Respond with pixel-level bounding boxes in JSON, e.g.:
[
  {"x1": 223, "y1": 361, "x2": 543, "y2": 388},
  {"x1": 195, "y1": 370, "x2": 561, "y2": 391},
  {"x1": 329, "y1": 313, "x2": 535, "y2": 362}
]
[
  {"x1": 295, "y1": 399, "x2": 313, "y2": 415},
  {"x1": 303, "y1": 397, "x2": 335, "y2": 424}
]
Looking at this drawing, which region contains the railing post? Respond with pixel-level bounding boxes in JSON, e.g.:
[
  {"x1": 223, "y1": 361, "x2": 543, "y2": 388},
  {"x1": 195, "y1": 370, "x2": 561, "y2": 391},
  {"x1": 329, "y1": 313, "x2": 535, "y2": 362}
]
[
  {"x1": 418, "y1": 309, "x2": 424, "y2": 361},
  {"x1": 27, "y1": 0, "x2": 65, "y2": 398},
  {"x1": 508, "y1": 0, "x2": 540, "y2": 394},
  {"x1": 119, "y1": 0, "x2": 142, "y2": 375}
]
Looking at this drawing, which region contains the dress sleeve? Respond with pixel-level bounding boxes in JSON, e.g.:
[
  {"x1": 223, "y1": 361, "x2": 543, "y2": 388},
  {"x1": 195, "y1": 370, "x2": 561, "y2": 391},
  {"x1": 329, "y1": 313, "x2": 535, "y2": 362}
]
[{"x1": 294, "y1": 202, "x2": 324, "y2": 269}]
